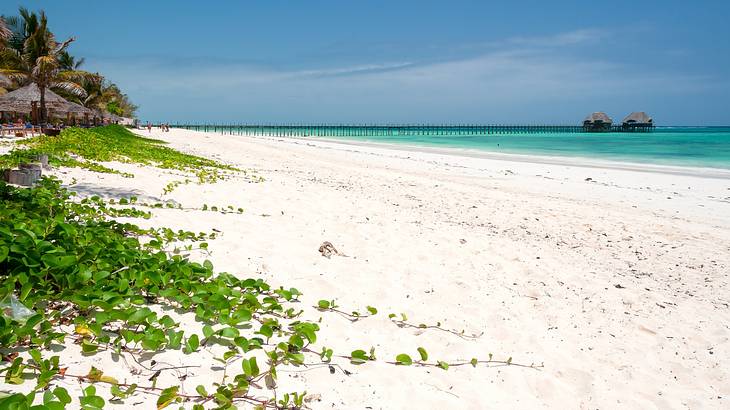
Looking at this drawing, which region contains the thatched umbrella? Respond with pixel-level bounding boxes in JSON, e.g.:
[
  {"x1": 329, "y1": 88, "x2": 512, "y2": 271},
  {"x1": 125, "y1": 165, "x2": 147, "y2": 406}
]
[
  {"x1": 58, "y1": 101, "x2": 93, "y2": 115},
  {"x1": 93, "y1": 109, "x2": 123, "y2": 124},
  {"x1": 622, "y1": 112, "x2": 653, "y2": 126},
  {"x1": 0, "y1": 84, "x2": 72, "y2": 123},
  {"x1": 50, "y1": 101, "x2": 94, "y2": 125}
]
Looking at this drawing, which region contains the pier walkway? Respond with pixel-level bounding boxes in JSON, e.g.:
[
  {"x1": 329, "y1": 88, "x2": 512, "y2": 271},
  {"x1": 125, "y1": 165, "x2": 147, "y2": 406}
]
[{"x1": 170, "y1": 124, "x2": 654, "y2": 137}]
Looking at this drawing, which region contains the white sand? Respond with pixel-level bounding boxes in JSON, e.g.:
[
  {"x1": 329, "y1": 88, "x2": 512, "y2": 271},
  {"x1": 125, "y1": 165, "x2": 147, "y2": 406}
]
[{"x1": 6, "y1": 128, "x2": 730, "y2": 408}]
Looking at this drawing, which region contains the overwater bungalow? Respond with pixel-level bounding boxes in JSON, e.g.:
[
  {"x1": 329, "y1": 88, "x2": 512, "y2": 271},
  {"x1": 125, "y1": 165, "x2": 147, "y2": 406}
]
[
  {"x1": 622, "y1": 112, "x2": 653, "y2": 130},
  {"x1": 583, "y1": 112, "x2": 613, "y2": 132}
]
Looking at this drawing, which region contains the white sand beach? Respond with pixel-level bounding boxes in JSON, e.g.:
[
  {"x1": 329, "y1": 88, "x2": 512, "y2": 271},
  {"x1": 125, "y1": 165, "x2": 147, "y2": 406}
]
[{"x1": 27, "y1": 128, "x2": 730, "y2": 409}]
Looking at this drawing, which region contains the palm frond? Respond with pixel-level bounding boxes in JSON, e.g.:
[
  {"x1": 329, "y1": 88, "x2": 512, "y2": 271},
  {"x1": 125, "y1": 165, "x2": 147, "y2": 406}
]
[
  {"x1": 57, "y1": 69, "x2": 99, "y2": 85},
  {"x1": 0, "y1": 69, "x2": 29, "y2": 84},
  {"x1": 54, "y1": 37, "x2": 75, "y2": 54},
  {"x1": 0, "y1": 17, "x2": 11, "y2": 41},
  {"x1": 0, "y1": 47, "x2": 24, "y2": 66},
  {"x1": 51, "y1": 80, "x2": 87, "y2": 98},
  {"x1": 31, "y1": 55, "x2": 59, "y2": 80}
]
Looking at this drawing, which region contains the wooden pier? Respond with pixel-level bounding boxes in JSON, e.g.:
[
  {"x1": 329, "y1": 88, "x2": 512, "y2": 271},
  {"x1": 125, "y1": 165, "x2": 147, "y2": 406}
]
[{"x1": 169, "y1": 124, "x2": 654, "y2": 137}]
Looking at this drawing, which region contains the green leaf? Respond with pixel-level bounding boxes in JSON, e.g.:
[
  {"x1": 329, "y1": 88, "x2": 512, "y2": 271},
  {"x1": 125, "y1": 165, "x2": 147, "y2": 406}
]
[
  {"x1": 110, "y1": 384, "x2": 136, "y2": 399},
  {"x1": 20, "y1": 281, "x2": 32, "y2": 301},
  {"x1": 156, "y1": 386, "x2": 179, "y2": 409},
  {"x1": 241, "y1": 357, "x2": 260, "y2": 378},
  {"x1": 350, "y1": 349, "x2": 368, "y2": 365},
  {"x1": 396, "y1": 354, "x2": 413, "y2": 366},
  {"x1": 167, "y1": 330, "x2": 183, "y2": 349},
  {"x1": 185, "y1": 334, "x2": 199, "y2": 353},
  {"x1": 366, "y1": 306, "x2": 378, "y2": 315},
  {"x1": 43, "y1": 389, "x2": 54, "y2": 404},
  {"x1": 24, "y1": 313, "x2": 43, "y2": 329},
  {"x1": 81, "y1": 339, "x2": 98, "y2": 354},
  {"x1": 80, "y1": 393, "x2": 104, "y2": 409},
  {"x1": 299, "y1": 326, "x2": 317, "y2": 344},
  {"x1": 470, "y1": 358, "x2": 478, "y2": 367},
  {"x1": 111, "y1": 384, "x2": 124, "y2": 398},
  {"x1": 437, "y1": 361, "x2": 449, "y2": 370},
  {"x1": 86, "y1": 366, "x2": 104, "y2": 381},
  {"x1": 29, "y1": 349, "x2": 42, "y2": 364},
  {"x1": 158, "y1": 315, "x2": 176, "y2": 328},
  {"x1": 320, "y1": 347, "x2": 333, "y2": 362},
  {"x1": 258, "y1": 324, "x2": 273, "y2": 339},
  {"x1": 317, "y1": 300, "x2": 330, "y2": 309},
  {"x1": 53, "y1": 387, "x2": 72, "y2": 404},
  {"x1": 288, "y1": 334, "x2": 304, "y2": 350},
  {"x1": 127, "y1": 307, "x2": 152, "y2": 324},
  {"x1": 202, "y1": 325, "x2": 215, "y2": 339},
  {"x1": 417, "y1": 347, "x2": 428, "y2": 362},
  {"x1": 219, "y1": 327, "x2": 239, "y2": 338},
  {"x1": 195, "y1": 385, "x2": 208, "y2": 397},
  {"x1": 288, "y1": 352, "x2": 305, "y2": 364}
]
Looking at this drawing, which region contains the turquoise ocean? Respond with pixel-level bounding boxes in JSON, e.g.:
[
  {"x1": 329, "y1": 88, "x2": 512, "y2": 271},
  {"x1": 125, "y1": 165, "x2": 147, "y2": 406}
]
[
  {"x1": 322, "y1": 127, "x2": 730, "y2": 170},
  {"x1": 193, "y1": 126, "x2": 730, "y2": 170}
]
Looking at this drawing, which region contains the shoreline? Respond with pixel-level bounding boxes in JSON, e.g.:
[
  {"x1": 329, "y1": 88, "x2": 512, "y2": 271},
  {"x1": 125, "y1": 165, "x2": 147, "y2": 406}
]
[{"x1": 183, "y1": 130, "x2": 730, "y2": 179}]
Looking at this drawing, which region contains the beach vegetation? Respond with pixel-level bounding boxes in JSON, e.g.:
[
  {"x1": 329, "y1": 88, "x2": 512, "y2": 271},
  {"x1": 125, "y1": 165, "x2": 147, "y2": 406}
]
[
  {"x1": 0, "y1": 127, "x2": 539, "y2": 408},
  {"x1": 1, "y1": 125, "x2": 245, "y2": 193}
]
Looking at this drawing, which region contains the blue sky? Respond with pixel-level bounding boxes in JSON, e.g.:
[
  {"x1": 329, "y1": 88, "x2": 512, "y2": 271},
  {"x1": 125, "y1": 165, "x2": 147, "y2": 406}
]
[{"x1": 4, "y1": 1, "x2": 730, "y2": 124}]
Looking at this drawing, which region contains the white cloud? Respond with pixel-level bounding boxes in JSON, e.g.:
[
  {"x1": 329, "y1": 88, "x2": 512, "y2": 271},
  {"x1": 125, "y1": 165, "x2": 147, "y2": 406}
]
[{"x1": 507, "y1": 29, "x2": 608, "y2": 47}]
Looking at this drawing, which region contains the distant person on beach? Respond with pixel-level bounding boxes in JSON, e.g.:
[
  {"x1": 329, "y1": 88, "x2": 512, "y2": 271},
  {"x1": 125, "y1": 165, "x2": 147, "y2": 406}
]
[{"x1": 146, "y1": 122, "x2": 152, "y2": 133}]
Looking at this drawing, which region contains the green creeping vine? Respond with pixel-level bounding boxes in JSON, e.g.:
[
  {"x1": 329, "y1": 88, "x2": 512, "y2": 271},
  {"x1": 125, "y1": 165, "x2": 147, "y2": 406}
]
[
  {"x1": 2, "y1": 125, "x2": 257, "y2": 187},
  {"x1": 105, "y1": 196, "x2": 245, "y2": 215},
  {"x1": 14, "y1": 125, "x2": 238, "y2": 174},
  {"x1": 0, "y1": 184, "x2": 539, "y2": 410},
  {"x1": 0, "y1": 178, "x2": 320, "y2": 409},
  {"x1": 0, "y1": 127, "x2": 540, "y2": 409},
  {"x1": 315, "y1": 300, "x2": 483, "y2": 339}
]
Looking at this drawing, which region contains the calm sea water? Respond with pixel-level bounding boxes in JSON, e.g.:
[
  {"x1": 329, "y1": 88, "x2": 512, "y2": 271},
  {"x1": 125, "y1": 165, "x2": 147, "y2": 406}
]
[
  {"x1": 315, "y1": 126, "x2": 730, "y2": 170},
  {"x1": 196, "y1": 126, "x2": 730, "y2": 170}
]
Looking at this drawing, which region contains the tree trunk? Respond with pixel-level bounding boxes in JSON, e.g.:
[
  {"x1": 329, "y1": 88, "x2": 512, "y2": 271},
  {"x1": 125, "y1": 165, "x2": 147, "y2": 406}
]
[{"x1": 39, "y1": 85, "x2": 46, "y2": 125}]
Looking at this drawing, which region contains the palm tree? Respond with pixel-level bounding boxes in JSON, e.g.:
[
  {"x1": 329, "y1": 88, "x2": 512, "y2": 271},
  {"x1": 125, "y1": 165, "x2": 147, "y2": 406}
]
[
  {"x1": 0, "y1": 17, "x2": 11, "y2": 89},
  {"x1": 58, "y1": 50, "x2": 84, "y2": 71},
  {"x1": 0, "y1": 9, "x2": 92, "y2": 123},
  {"x1": 72, "y1": 76, "x2": 136, "y2": 118},
  {"x1": 2, "y1": 7, "x2": 41, "y2": 56}
]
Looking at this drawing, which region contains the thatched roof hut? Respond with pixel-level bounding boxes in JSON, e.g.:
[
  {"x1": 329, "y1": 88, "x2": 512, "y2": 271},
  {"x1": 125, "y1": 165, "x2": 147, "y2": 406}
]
[
  {"x1": 0, "y1": 84, "x2": 71, "y2": 114},
  {"x1": 622, "y1": 112, "x2": 653, "y2": 126},
  {"x1": 583, "y1": 112, "x2": 613, "y2": 125},
  {"x1": 582, "y1": 112, "x2": 613, "y2": 132},
  {"x1": 93, "y1": 110, "x2": 123, "y2": 122},
  {"x1": 59, "y1": 101, "x2": 93, "y2": 116}
]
